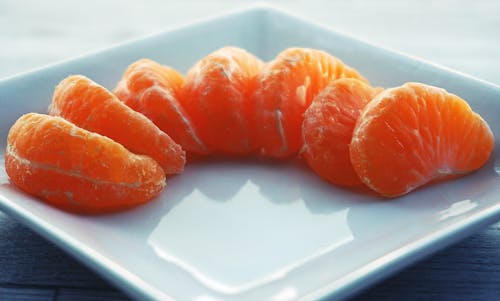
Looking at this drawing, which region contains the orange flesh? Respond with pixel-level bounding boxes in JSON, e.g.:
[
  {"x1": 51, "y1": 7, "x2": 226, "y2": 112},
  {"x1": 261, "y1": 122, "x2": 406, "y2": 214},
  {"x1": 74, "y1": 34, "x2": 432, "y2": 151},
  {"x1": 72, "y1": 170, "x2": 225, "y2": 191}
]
[
  {"x1": 5, "y1": 47, "x2": 495, "y2": 212},
  {"x1": 302, "y1": 78, "x2": 380, "y2": 186},
  {"x1": 253, "y1": 48, "x2": 369, "y2": 158},
  {"x1": 114, "y1": 59, "x2": 208, "y2": 155},
  {"x1": 350, "y1": 82, "x2": 494, "y2": 197},
  {"x1": 49, "y1": 75, "x2": 186, "y2": 175},
  {"x1": 182, "y1": 47, "x2": 264, "y2": 155},
  {"x1": 5, "y1": 113, "x2": 166, "y2": 214}
]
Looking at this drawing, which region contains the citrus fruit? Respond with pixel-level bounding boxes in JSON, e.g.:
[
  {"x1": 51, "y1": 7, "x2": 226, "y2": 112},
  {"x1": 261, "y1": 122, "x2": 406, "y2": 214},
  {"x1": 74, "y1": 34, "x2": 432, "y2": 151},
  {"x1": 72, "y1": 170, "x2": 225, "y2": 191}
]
[
  {"x1": 5, "y1": 113, "x2": 166, "y2": 214},
  {"x1": 350, "y1": 82, "x2": 494, "y2": 197},
  {"x1": 114, "y1": 59, "x2": 208, "y2": 155},
  {"x1": 253, "y1": 47, "x2": 369, "y2": 158},
  {"x1": 302, "y1": 78, "x2": 381, "y2": 186},
  {"x1": 182, "y1": 46, "x2": 264, "y2": 155},
  {"x1": 49, "y1": 75, "x2": 185, "y2": 175}
]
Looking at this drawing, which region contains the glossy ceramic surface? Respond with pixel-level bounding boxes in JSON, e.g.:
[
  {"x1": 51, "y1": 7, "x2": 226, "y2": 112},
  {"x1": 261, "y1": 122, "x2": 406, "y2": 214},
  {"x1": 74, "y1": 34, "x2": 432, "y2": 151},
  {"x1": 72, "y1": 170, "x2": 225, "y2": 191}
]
[{"x1": 0, "y1": 6, "x2": 499, "y2": 301}]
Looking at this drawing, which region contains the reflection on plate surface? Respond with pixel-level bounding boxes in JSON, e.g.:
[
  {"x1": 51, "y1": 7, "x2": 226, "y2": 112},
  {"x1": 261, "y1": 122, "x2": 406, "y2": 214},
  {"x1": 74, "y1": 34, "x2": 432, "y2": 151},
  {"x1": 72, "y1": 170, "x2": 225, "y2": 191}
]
[
  {"x1": 439, "y1": 200, "x2": 478, "y2": 221},
  {"x1": 148, "y1": 163, "x2": 353, "y2": 294}
]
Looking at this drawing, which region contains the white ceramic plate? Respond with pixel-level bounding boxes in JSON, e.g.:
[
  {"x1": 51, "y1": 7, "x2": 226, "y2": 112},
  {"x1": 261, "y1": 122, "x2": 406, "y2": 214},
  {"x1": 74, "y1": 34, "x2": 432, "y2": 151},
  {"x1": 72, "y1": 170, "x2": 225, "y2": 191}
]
[{"x1": 1, "y1": 6, "x2": 499, "y2": 301}]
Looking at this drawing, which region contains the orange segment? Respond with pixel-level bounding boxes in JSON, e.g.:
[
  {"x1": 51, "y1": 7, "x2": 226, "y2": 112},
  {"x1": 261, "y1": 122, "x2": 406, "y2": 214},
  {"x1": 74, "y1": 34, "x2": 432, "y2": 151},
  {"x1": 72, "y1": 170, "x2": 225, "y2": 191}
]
[
  {"x1": 49, "y1": 75, "x2": 185, "y2": 175},
  {"x1": 302, "y1": 78, "x2": 381, "y2": 186},
  {"x1": 253, "y1": 48, "x2": 369, "y2": 158},
  {"x1": 349, "y1": 82, "x2": 494, "y2": 197},
  {"x1": 114, "y1": 59, "x2": 208, "y2": 155},
  {"x1": 5, "y1": 113, "x2": 166, "y2": 214},
  {"x1": 182, "y1": 46, "x2": 264, "y2": 155}
]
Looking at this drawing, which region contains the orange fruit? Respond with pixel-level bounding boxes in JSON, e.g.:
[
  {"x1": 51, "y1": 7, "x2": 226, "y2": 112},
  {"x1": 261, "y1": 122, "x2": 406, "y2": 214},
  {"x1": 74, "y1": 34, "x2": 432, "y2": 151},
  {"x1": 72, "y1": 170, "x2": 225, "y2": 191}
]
[
  {"x1": 114, "y1": 59, "x2": 208, "y2": 155},
  {"x1": 302, "y1": 78, "x2": 381, "y2": 186},
  {"x1": 182, "y1": 46, "x2": 264, "y2": 155},
  {"x1": 253, "y1": 48, "x2": 369, "y2": 158},
  {"x1": 350, "y1": 82, "x2": 494, "y2": 197},
  {"x1": 5, "y1": 113, "x2": 166, "y2": 214},
  {"x1": 49, "y1": 75, "x2": 185, "y2": 175}
]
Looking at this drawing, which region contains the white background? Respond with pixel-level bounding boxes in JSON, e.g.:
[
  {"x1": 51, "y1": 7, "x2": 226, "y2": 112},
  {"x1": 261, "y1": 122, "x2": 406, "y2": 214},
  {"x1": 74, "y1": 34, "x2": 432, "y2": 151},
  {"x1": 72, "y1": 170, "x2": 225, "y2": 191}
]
[{"x1": 1, "y1": 0, "x2": 499, "y2": 85}]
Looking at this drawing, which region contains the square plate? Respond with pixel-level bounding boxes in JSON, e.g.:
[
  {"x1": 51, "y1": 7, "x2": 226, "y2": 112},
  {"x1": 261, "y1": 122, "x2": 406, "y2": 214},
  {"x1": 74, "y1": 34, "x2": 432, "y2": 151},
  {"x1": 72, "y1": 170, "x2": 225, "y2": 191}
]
[{"x1": 1, "y1": 6, "x2": 499, "y2": 301}]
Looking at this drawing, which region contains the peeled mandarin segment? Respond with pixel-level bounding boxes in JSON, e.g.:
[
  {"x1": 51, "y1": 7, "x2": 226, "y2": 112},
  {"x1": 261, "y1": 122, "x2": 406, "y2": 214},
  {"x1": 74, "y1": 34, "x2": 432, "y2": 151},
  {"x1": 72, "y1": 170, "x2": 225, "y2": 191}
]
[
  {"x1": 302, "y1": 78, "x2": 380, "y2": 186},
  {"x1": 49, "y1": 75, "x2": 185, "y2": 175},
  {"x1": 114, "y1": 59, "x2": 208, "y2": 155},
  {"x1": 349, "y1": 82, "x2": 494, "y2": 197},
  {"x1": 5, "y1": 113, "x2": 166, "y2": 214},
  {"x1": 253, "y1": 48, "x2": 369, "y2": 158},
  {"x1": 182, "y1": 46, "x2": 264, "y2": 155}
]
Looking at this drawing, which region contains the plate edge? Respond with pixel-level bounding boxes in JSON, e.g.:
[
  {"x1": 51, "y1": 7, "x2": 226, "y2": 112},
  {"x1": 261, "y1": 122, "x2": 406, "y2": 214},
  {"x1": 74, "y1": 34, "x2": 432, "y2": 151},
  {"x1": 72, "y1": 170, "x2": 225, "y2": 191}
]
[{"x1": 302, "y1": 203, "x2": 500, "y2": 301}]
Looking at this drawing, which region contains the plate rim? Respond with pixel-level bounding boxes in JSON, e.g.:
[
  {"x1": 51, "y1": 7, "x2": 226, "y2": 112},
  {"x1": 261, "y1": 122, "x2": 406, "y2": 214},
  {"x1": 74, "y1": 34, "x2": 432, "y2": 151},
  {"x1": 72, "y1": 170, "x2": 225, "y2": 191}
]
[
  {"x1": 302, "y1": 203, "x2": 500, "y2": 300},
  {"x1": 2, "y1": 4, "x2": 499, "y2": 93}
]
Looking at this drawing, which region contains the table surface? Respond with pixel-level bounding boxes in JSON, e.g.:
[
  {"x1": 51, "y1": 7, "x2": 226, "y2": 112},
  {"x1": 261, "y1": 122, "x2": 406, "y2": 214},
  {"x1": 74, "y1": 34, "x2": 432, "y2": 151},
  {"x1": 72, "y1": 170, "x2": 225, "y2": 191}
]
[{"x1": 1, "y1": 0, "x2": 499, "y2": 300}]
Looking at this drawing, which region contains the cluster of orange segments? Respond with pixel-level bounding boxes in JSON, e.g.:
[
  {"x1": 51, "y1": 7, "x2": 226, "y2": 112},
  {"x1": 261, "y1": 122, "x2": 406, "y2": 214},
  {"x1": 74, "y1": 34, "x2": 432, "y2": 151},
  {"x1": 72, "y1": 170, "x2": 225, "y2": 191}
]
[{"x1": 5, "y1": 47, "x2": 494, "y2": 213}]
